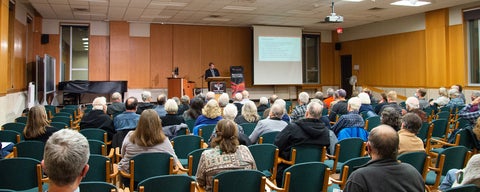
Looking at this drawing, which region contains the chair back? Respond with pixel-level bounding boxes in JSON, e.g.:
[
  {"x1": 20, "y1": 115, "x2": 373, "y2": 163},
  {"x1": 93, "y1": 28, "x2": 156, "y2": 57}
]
[
  {"x1": 2, "y1": 122, "x2": 26, "y2": 135},
  {"x1": 50, "y1": 121, "x2": 69, "y2": 129},
  {"x1": 292, "y1": 144, "x2": 326, "y2": 164},
  {"x1": 444, "y1": 184, "x2": 480, "y2": 192},
  {"x1": 80, "y1": 128, "x2": 108, "y2": 143},
  {"x1": 15, "y1": 116, "x2": 27, "y2": 124},
  {"x1": 13, "y1": 140, "x2": 45, "y2": 161},
  {"x1": 457, "y1": 128, "x2": 475, "y2": 150},
  {"x1": 248, "y1": 144, "x2": 278, "y2": 180},
  {"x1": 0, "y1": 157, "x2": 42, "y2": 191},
  {"x1": 84, "y1": 154, "x2": 110, "y2": 182},
  {"x1": 88, "y1": 140, "x2": 107, "y2": 156},
  {"x1": 131, "y1": 152, "x2": 174, "y2": 183},
  {"x1": 53, "y1": 112, "x2": 73, "y2": 118},
  {"x1": 212, "y1": 169, "x2": 266, "y2": 192},
  {"x1": 44, "y1": 105, "x2": 57, "y2": 119},
  {"x1": 138, "y1": 175, "x2": 195, "y2": 192},
  {"x1": 51, "y1": 116, "x2": 72, "y2": 127},
  {"x1": 171, "y1": 135, "x2": 203, "y2": 159},
  {"x1": 185, "y1": 119, "x2": 196, "y2": 134},
  {"x1": 339, "y1": 156, "x2": 371, "y2": 180},
  {"x1": 431, "y1": 119, "x2": 448, "y2": 139},
  {"x1": 456, "y1": 117, "x2": 472, "y2": 129},
  {"x1": 337, "y1": 138, "x2": 365, "y2": 162},
  {"x1": 79, "y1": 181, "x2": 117, "y2": 192},
  {"x1": 0, "y1": 130, "x2": 21, "y2": 144},
  {"x1": 60, "y1": 108, "x2": 77, "y2": 118},
  {"x1": 364, "y1": 116, "x2": 380, "y2": 132},
  {"x1": 397, "y1": 151, "x2": 428, "y2": 177},
  {"x1": 436, "y1": 111, "x2": 451, "y2": 120},
  {"x1": 258, "y1": 131, "x2": 280, "y2": 144},
  {"x1": 283, "y1": 162, "x2": 330, "y2": 192},
  {"x1": 187, "y1": 148, "x2": 207, "y2": 176},
  {"x1": 240, "y1": 123, "x2": 257, "y2": 136},
  {"x1": 416, "y1": 122, "x2": 431, "y2": 141},
  {"x1": 197, "y1": 124, "x2": 216, "y2": 143},
  {"x1": 437, "y1": 146, "x2": 469, "y2": 176}
]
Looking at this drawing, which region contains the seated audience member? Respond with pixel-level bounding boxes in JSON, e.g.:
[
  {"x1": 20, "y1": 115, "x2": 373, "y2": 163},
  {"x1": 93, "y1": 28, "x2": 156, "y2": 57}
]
[
  {"x1": 161, "y1": 99, "x2": 185, "y2": 127},
  {"x1": 451, "y1": 84, "x2": 466, "y2": 104},
  {"x1": 80, "y1": 96, "x2": 116, "y2": 140},
  {"x1": 374, "y1": 92, "x2": 388, "y2": 114},
  {"x1": 291, "y1": 92, "x2": 309, "y2": 122},
  {"x1": 114, "y1": 97, "x2": 140, "y2": 131},
  {"x1": 345, "y1": 125, "x2": 425, "y2": 192},
  {"x1": 324, "y1": 88, "x2": 335, "y2": 109},
  {"x1": 377, "y1": 91, "x2": 402, "y2": 115},
  {"x1": 328, "y1": 89, "x2": 348, "y2": 122},
  {"x1": 107, "y1": 92, "x2": 126, "y2": 118},
  {"x1": 363, "y1": 88, "x2": 378, "y2": 104},
  {"x1": 403, "y1": 97, "x2": 427, "y2": 122},
  {"x1": 398, "y1": 113, "x2": 425, "y2": 155},
  {"x1": 439, "y1": 154, "x2": 480, "y2": 191},
  {"x1": 257, "y1": 96, "x2": 269, "y2": 116},
  {"x1": 24, "y1": 105, "x2": 60, "y2": 143},
  {"x1": 314, "y1": 91, "x2": 324, "y2": 101},
  {"x1": 183, "y1": 97, "x2": 204, "y2": 121},
  {"x1": 274, "y1": 98, "x2": 291, "y2": 123},
  {"x1": 331, "y1": 97, "x2": 365, "y2": 135},
  {"x1": 275, "y1": 102, "x2": 336, "y2": 184},
  {"x1": 248, "y1": 104, "x2": 288, "y2": 144},
  {"x1": 458, "y1": 92, "x2": 480, "y2": 125},
  {"x1": 381, "y1": 106, "x2": 402, "y2": 131},
  {"x1": 235, "y1": 101, "x2": 260, "y2": 124},
  {"x1": 430, "y1": 87, "x2": 450, "y2": 108},
  {"x1": 216, "y1": 104, "x2": 247, "y2": 145},
  {"x1": 118, "y1": 109, "x2": 181, "y2": 186},
  {"x1": 241, "y1": 90, "x2": 251, "y2": 104},
  {"x1": 154, "y1": 94, "x2": 167, "y2": 117},
  {"x1": 309, "y1": 99, "x2": 333, "y2": 130},
  {"x1": 42, "y1": 129, "x2": 90, "y2": 192},
  {"x1": 358, "y1": 92, "x2": 375, "y2": 116},
  {"x1": 262, "y1": 94, "x2": 279, "y2": 118},
  {"x1": 205, "y1": 91, "x2": 215, "y2": 102},
  {"x1": 415, "y1": 88, "x2": 429, "y2": 109},
  {"x1": 177, "y1": 95, "x2": 190, "y2": 115},
  {"x1": 232, "y1": 92, "x2": 244, "y2": 116},
  {"x1": 196, "y1": 119, "x2": 256, "y2": 191},
  {"x1": 446, "y1": 88, "x2": 464, "y2": 109},
  {"x1": 217, "y1": 93, "x2": 230, "y2": 110},
  {"x1": 136, "y1": 91, "x2": 156, "y2": 114},
  {"x1": 193, "y1": 100, "x2": 223, "y2": 134}
]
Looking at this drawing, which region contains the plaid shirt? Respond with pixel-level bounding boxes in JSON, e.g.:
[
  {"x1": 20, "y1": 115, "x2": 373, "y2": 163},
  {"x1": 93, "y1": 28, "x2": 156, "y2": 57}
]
[
  {"x1": 331, "y1": 111, "x2": 365, "y2": 135},
  {"x1": 291, "y1": 104, "x2": 307, "y2": 121},
  {"x1": 458, "y1": 104, "x2": 480, "y2": 124}
]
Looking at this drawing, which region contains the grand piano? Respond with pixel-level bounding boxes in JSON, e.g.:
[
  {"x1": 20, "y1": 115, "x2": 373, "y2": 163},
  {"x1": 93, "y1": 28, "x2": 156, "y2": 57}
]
[{"x1": 58, "y1": 80, "x2": 128, "y2": 105}]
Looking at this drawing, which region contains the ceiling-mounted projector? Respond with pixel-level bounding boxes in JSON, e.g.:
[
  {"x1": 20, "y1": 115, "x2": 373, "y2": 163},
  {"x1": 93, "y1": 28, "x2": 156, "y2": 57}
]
[{"x1": 325, "y1": 13, "x2": 343, "y2": 23}]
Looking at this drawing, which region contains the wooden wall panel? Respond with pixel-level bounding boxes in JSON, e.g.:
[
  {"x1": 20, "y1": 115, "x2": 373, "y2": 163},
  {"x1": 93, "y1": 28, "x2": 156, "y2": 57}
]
[
  {"x1": 129, "y1": 37, "x2": 150, "y2": 88},
  {"x1": 89, "y1": 35, "x2": 109, "y2": 81},
  {"x1": 425, "y1": 9, "x2": 448, "y2": 87},
  {"x1": 150, "y1": 24, "x2": 173, "y2": 88},
  {"x1": 11, "y1": 19, "x2": 26, "y2": 91},
  {"x1": 229, "y1": 27, "x2": 252, "y2": 86},
  {"x1": 320, "y1": 43, "x2": 335, "y2": 85},
  {"x1": 200, "y1": 26, "x2": 230, "y2": 76},
  {"x1": 448, "y1": 24, "x2": 466, "y2": 85},
  {"x1": 109, "y1": 21, "x2": 130, "y2": 82},
  {"x1": 0, "y1": 0, "x2": 8, "y2": 95},
  {"x1": 173, "y1": 25, "x2": 202, "y2": 88},
  {"x1": 40, "y1": 34, "x2": 60, "y2": 84}
]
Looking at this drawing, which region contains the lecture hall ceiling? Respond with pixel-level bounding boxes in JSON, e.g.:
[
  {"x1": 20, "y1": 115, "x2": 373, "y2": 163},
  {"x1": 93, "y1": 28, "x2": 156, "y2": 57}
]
[{"x1": 21, "y1": 0, "x2": 480, "y2": 31}]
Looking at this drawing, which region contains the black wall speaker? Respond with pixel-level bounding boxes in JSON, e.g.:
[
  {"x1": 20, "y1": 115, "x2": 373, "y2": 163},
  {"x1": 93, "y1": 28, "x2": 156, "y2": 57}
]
[
  {"x1": 335, "y1": 42, "x2": 342, "y2": 50},
  {"x1": 41, "y1": 34, "x2": 49, "y2": 44}
]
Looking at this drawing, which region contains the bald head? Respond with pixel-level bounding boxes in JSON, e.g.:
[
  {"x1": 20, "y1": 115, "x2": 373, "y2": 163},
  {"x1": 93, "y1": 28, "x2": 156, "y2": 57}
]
[{"x1": 368, "y1": 125, "x2": 399, "y2": 160}]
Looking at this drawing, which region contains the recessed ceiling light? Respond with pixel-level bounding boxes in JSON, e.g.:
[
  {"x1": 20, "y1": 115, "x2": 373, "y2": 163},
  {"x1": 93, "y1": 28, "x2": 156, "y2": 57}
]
[
  {"x1": 150, "y1": 1, "x2": 187, "y2": 7},
  {"x1": 84, "y1": 45, "x2": 88, "y2": 48},
  {"x1": 391, "y1": 0, "x2": 431, "y2": 7},
  {"x1": 82, "y1": 38, "x2": 88, "y2": 41},
  {"x1": 223, "y1": 6, "x2": 256, "y2": 11},
  {"x1": 141, "y1": 15, "x2": 172, "y2": 19},
  {"x1": 83, "y1": 42, "x2": 88, "y2": 45},
  {"x1": 202, "y1": 17, "x2": 231, "y2": 22}
]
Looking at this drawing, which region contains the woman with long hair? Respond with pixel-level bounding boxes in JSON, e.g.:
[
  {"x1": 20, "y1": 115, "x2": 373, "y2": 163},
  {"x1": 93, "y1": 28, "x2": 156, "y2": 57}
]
[
  {"x1": 23, "y1": 105, "x2": 60, "y2": 142},
  {"x1": 196, "y1": 119, "x2": 256, "y2": 191},
  {"x1": 183, "y1": 97, "x2": 204, "y2": 121},
  {"x1": 235, "y1": 100, "x2": 260, "y2": 124}
]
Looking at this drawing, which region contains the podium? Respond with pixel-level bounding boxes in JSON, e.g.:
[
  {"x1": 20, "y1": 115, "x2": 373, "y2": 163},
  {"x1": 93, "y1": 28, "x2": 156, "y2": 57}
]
[
  {"x1": 206, "y1": 77, "x2": 231, "y2": 94},
  {"x1": 167, "y1": 78, "x2": 195, "y2": 99}
]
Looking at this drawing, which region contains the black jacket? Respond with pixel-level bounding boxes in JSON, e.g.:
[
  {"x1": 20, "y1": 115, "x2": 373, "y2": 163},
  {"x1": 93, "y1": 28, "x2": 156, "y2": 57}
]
[{"x1": 80, "y1": 110, "x2": 116, "y2": 140}]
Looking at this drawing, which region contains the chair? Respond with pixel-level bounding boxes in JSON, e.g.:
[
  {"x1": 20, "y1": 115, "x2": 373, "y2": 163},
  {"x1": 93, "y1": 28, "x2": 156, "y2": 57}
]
[
  {"x1": 185, "y1": 119, "x2": 196, "y2": 134},
  {"x1": 84, "y1": 154, "x2": 118, "y2": 183},
  {"x1": 248, "y1": 144, "x2": 279, "y2": 182},
  {"x1": 50, "y1": 116, "x2": 73, "y2": 128},
  {"x1": 279, "y1": 144, "x2": 327, "y2": 166},
  {"x1": 258, "y1": 131, "x2": 280, "y2": 144},
  {"x1": 15, "y1": 116, "x2": 27, "y2": 124},
  {"x1": 44, "y1": 105, "x2": 57, "y2": 119},
  {"x1": 455, "y1": 117, "x2": 471, "y2": 130},
  {"x1": 397, "y1": 151, "x2": 430, "y2": 179},
  {"x1": 337, "y1": 127, "x2": 369, "y2": 141},
  {"x1": 50, "y1": 121, "x2": 69, "y2": 129},
  {"x1": 12, "y1": 140, "x2": 45, "y2": 161},
  {"x1": 431, "y1": 119, "x2": 449, "y2": 141},
  {"x1": 426, "y1": 146, "x2": 471, "y2": 190},
  {"x1": 363, "y1": 115, "x2": 380, "y2": 132},
  {"x1": 79, "y1": 181, "x2": 117, "y2": 192},
  {"x1": 423, "y1": 106, "x2": 436, "y2": 122},
  {"x1": 212, "y1": 169, "x2": 266, "y2": 192},
  {"x1": 119, "y1": 152, "x2": 177, "y2": 191},
  {"x1": 1, "y1": 122, "x2": 26, "y2": 135},
  {"x1": 436, "y1": 111, "x2": 451, "y2": 120},
  {"x1": 329, "y1": 156, "x2": 371, "y2": 190},
  {"x1": 0, "y1": 130, "x2": 21, "y2": 144},
  {"x1": 0, "y1": 157, "x2": 45, "y2": 192},
  {"x1": 138, "y1": 175, "x2": 196, "y2": 192},
  {"x1": 53, "y1": 112, "x2": 73, "y2": 119},
  {"x1": 240, "y1": 123, "x2": 256, "y2": 136},
  {"x1": 427, "y1": 128, "x2": 475, "y2": 157},
  {"x1": 60, "y1": 108, "x2": 78, "y2": 119},
  {"x1": 197, "y1": 124, "x2": 216, "y2": 144},
  {"x1": 324, "y1": 138, "x2": 366, "y2": 173},
  {"x1": 88, "y1": 140, "x2": 113, "y2": 158},
  {"x1": 444, "y1": 184, "x2": 480, "y2": 192},
  {"x1": 80, "y1": 128, "x2": 110, "y2": 145},
  {"x1": 187, "y1": 148, "x2": 208, "y2": 176},
  {"x1": 171, "y1": 135, "x2": 204, "y2": 166},
  {"x1": 267, "y1": 162, "x2": 331, "y2": 192},
  {"x1": 417, "y1": 122, "x2": 432, "y2": 142}
]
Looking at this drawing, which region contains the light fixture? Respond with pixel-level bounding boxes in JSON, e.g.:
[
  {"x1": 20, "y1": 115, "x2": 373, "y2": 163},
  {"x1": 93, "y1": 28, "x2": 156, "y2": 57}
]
[
  {"x1": 84, "y1": 45, "x2": 88, "y2": 48},
  {"x1": 202, "y1": 17, "x2": 231, "y2": 22},
  {"x1": 390, "y1": 0, "x2": 431, "y2": 7},
  {"x1": 222, "y1": 6, "x2": 256, "y2": 11},
  {"x1": 150, "y1": 1, "x2": 187, "y2": 7},
  {"x1": 343, "y1": 0, "x2": 363, "y2": 2},
  {"x1": 141, "y1": 15, "x2": 172, "y2": 19},
  {"x1": 82, "y1": 37, "x2": 88, "y2": 41},
  {"x1": 83, "y1": 42, "x2": 88, "y2": 45}
]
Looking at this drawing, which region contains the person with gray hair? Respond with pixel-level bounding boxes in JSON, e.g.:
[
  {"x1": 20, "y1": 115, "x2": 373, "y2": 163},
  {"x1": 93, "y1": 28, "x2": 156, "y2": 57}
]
[
  {"x1": 80, "y1": 96, "x2": 116, "y2": 140},
  {"x1": 398, "y1": 113, "x2": 425, "y2": 155},
  {"x1": 274, "y1": 101, "x2": 337, "y2": 184},
  {"x1": 331, "y1": 97, "x2": 365, "y2": 135},
  {"x1": 314, "y1": 91, "x2": 324, "y2": 100},
  {"x1": 257, "y1": 96, "x2": 269, "y2": 116},
  {"x1": 446, "y1": 88, "x2": 464, "y2": 109},
  {"x1": 205, "y1": 91, "x2": 216, "y2": 102},
  {"x1": 248, "y1": 103, "x2": 288, "y2": 144},
  {"x1": 217, "y1": 93, "x2": 230, "y2": 108},
  {"x1": 274, "y1": 98, "x2": 291, "y2": 123},
  {"x1": 291, "y1": 92, "x2": 310, "y2": 122},
  {"x1": 233, "y1": 92, "x2": 244, "y2": 116},
  {"x1": 240, "y1": 90, "x2": 251, "y2": 104},
  {"x1": 136, "y1": 91, "x2": 156, "y2": 114},
  {"x1": 324, "y1": 88, "x2": 336, "y2": 109},
  {"x1": 430, "y1": 87, "x2": 450, "y2": 108},
  {"x1": 42, "y1": 129, "x2": 90, "y2": 192},
  {"x1": 344, "y1": 125, "x2": 425, "y2": 192},
  {"x1": 381, "y1": 106, "x2": 402, "y2": 131},
  {"x1": 153, "y1": 94, "x2": 167, "y2": 117},
  {"x1": 403, "y1": 96, "x2": 427, "y2": 122},
  {"x1": 235, "y1": 100, "x2": 260, "y2": 124},
  {"x1": 160, "y1": 99, "x2": 185, "y2": 127},
  {"x1": 107, "y1": 92, "x2": 126, "y2": 117},
  {"x1": 177, "y1": 95, "x2": 190, "y2": 115}
]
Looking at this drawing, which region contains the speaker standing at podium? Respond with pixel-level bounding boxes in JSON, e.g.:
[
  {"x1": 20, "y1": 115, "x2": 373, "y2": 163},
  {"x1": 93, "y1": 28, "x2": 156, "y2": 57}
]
[{"x1": 204, "y1": 62, "x2": 220, "y2": 79}]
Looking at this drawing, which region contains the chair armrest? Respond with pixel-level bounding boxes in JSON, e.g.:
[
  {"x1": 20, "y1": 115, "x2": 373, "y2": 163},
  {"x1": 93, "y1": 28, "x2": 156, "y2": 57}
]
[
  {"x1": 265, "y1": 177, "x2": 286, "y2": 192},
  {"x1": 119, "y1": 170, "x2": 131, "y2": 178},
  {"x1": 196, "y1": 183, "x2": 206, "y2": 192},
  {"x1": 4, "y1": 152, "x2": 14, "y2": 158},
  {"x1": 110, "y1": 163, "x2": 119, "y2": 178},
  {"x1": 115, "y1": 147, "x2": 121, "y2": 163},
  {"x1": 277, "y1": 157, "x2": 293, "y2": 165},
  {"x1": 107, "y1": 148, "x2": 115, "y2": 159}
]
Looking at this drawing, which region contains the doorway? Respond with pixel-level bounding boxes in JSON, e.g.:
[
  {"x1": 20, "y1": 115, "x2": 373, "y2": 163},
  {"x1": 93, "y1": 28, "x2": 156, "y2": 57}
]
[{"x1": 341, "y1": 55, "x2": 353, "y2": 98}]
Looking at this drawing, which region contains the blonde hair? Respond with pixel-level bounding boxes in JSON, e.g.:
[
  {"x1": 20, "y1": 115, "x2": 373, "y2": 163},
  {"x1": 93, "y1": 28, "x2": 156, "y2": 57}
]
[
  {"x1": 24, "y1": 105, "x2": 50, "y2": 139},
  {"x1": 241, "y1": 101, "x2": 259, "y2": 123},
  {"x1": 202, "y1": 100, "x2": 222, "y2": 119},
  {"x1": 211, "y1": 119, "x2": 239, "y2": 154},
  {"x1": 130, "y1": 109, "x2": 166, "y2": 147},
  {"x1": 223, "y1": 104, "x2": 238, "y2": 120}
]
